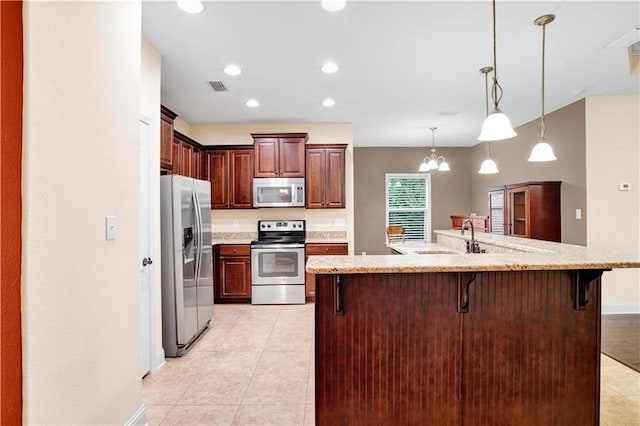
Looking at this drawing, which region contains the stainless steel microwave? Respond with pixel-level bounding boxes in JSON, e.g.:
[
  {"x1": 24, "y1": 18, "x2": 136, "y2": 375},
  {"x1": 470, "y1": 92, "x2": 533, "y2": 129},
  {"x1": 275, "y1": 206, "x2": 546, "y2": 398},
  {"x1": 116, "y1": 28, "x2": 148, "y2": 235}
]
[{"x1": 253, "y1": 178, "x2": 305, "y2": 208}]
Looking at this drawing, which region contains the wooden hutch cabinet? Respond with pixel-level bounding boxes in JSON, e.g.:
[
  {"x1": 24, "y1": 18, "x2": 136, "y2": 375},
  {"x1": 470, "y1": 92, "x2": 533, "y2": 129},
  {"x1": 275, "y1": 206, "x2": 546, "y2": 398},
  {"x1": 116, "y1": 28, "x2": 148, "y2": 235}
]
[
  {"x1": 214, "y1": 244, "x2": 251, "y2": 302},
  {"x1": 160, "y1": 106, "x2": 177, "y2": 171},
  {"x1": 306, "y1": 144, "x2": 347, "y2": 209},
  {"x1": 488, "y1": 181, "x2": 561, "y2": 242},
  {"x1": 252, "y1": 133, "x2": 308, "y2": 178},
  {"x1": 205, "y1": 147, "x2": 253, "y2": 209}
]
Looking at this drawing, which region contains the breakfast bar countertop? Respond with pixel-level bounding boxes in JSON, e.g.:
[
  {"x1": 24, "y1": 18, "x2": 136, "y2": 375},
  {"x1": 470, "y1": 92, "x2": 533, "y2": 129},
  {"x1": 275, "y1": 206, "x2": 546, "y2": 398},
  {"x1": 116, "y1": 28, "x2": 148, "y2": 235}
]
[{"x1": 306, "y1": 229, "x2": 640, "y2": 274}]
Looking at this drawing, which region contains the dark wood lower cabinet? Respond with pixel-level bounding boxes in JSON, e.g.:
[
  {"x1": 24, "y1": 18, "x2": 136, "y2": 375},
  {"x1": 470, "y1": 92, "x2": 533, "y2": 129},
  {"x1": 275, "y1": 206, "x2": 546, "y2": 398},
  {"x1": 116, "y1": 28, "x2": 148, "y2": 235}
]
[
  {"x1": 315, "y1": 270, "x2": 602, "y2": 425},
  {"x1": 214, "y1": 244, "x2": 251, "y2": 302}
]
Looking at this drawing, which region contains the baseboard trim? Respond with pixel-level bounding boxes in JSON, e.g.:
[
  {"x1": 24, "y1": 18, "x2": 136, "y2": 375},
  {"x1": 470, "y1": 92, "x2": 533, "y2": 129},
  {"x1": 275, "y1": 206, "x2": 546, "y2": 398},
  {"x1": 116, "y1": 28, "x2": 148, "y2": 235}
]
[
  {"x1": 125, "y1": 405, "x2": 147, "y2": 426},
  {"x1": 602, "y1": 304, "x2": 640, "y2": 314},
  {"x1": 153, "y1": 348, "x2": 165, "y2": 373}
]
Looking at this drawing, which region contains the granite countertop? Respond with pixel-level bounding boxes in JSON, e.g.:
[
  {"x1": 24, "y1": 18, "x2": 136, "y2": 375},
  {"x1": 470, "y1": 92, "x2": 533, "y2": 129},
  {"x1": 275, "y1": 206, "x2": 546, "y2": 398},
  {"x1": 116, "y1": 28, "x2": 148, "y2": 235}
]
[{"x1": 306, "y1": 230, "x2": 640, "y2": 274}]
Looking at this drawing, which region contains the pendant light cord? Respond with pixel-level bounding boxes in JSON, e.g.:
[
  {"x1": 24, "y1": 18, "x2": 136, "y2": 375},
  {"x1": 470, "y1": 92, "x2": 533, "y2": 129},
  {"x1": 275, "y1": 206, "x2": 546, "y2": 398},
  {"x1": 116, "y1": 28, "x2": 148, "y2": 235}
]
[
  {"x1": 540, "y1": 21, "x2": 547, "y2": 140},
  {"x1": 490, "y1": 0, "x2": 503, "y2": 111},
  {"x1": 484, "y1": 70, "x2": 490, "y2": 117}
]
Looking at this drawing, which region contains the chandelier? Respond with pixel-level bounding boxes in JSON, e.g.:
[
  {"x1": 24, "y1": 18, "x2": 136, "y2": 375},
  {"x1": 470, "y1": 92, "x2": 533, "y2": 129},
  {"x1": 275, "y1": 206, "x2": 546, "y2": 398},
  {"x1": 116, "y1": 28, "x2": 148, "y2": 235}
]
[{"x1": 419, "y1": 127, "x2": 450, "y2": 172}]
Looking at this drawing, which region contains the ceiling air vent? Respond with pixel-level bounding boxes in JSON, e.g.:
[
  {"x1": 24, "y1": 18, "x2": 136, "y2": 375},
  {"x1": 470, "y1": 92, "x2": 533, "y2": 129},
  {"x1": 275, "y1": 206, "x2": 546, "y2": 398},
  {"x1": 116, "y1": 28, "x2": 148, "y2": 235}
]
[{"x1": 208, "y1": 81, "x2": 228, "y2": 92}]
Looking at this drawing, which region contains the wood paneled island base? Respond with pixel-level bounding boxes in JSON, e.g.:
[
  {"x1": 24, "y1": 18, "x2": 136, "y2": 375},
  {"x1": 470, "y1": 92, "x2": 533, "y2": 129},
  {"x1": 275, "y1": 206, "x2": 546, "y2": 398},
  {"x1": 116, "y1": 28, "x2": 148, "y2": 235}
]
[{"x1": 314, "y1": 270, "x2": 603, "y2": 425}]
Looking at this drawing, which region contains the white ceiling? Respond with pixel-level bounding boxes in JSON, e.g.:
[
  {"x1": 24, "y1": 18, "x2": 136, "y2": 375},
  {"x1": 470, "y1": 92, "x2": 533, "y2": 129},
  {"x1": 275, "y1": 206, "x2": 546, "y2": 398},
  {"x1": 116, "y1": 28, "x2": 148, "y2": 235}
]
[{"x1": 142, "y1": 1, "x2": 640, "y2": 147}]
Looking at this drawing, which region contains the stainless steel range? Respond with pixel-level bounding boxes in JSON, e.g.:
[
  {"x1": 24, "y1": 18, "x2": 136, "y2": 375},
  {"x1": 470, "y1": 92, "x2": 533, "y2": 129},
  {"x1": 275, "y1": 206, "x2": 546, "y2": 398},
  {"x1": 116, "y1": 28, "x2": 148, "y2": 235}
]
[{"x1": 251, "y1": 220, "x2": 306, "y2": 305}]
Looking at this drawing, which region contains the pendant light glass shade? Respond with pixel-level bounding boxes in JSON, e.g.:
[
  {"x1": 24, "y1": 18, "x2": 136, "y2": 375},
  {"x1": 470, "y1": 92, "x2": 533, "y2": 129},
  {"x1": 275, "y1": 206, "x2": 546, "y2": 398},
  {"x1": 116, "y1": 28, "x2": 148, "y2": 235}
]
[
  {"x1": 418, "y1": 127, "x2": 449, "y2": 172},
  {"x1": 477, "y1": 0, "x2": 517, "y2": 142},
  {"x1": 478, "y1": 158, "x2": 499, "y2": 174},
  {"x1": 528, "y1": 141, "x2": 557, "y2": 162},
  {"x1": 528, "y1": 14, "x2": 557, "y2": 162},
  {"x1": 478, "y1": 110, "x2": 517, "y2": 141}
]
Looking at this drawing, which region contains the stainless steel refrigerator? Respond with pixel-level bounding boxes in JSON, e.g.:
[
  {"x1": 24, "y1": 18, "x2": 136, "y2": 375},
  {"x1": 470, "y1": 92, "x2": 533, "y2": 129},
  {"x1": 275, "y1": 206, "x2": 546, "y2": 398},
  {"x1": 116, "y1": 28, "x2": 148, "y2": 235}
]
[{"x1": 160, "y1": 175, "x2": 213, "y2": 357}]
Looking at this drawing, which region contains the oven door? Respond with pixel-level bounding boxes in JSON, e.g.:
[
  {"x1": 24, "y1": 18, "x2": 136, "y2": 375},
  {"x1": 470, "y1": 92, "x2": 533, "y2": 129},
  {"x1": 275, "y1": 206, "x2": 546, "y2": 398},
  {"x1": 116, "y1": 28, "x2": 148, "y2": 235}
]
[{"x1": 251, "y1": 244, "x2": 305, "y2": 285}]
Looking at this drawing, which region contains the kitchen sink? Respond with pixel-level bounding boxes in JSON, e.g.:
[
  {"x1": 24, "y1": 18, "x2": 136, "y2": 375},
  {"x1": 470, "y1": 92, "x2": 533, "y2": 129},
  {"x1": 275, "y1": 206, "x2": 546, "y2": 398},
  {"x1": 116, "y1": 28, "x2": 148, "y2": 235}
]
[{"x1": 414, "y1": 250, "x2": 461, "y2": 255}]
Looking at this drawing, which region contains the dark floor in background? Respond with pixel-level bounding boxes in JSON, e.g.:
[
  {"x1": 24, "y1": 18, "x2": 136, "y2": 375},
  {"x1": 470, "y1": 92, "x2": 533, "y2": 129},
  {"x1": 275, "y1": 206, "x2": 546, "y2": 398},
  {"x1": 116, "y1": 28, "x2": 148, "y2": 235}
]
[{"x1": 602, "y1": 314, "x2": 640, "y2": 372}]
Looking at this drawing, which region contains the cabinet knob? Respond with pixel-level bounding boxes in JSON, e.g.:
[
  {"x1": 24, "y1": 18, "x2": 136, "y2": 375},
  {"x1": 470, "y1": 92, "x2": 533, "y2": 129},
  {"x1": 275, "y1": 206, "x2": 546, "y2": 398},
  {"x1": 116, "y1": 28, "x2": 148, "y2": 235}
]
[{"x1": 325, "y1": 248, "x2": 329, "y2": 252}]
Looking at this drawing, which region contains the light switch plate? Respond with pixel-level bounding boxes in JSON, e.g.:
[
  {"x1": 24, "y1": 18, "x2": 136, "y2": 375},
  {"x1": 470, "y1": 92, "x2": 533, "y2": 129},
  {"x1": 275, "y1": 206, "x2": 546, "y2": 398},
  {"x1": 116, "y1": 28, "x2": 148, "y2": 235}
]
[
  {"x1": 618, "y1": 182, "x2": 632, "y2": 191},
  {"x1": 575, "y1": 209, "x2": 582, "y2": 220},
  {"x1": 106, "y1": 216, "x2": 116, "y2": 241}
]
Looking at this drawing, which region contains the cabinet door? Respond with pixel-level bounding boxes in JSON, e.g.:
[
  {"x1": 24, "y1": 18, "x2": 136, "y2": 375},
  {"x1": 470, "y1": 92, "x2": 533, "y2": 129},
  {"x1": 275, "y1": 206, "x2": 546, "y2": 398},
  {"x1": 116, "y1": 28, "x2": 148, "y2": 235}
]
[
  {"x1": 207, "y1": 151, "x2": 229, "y2": 209},
  {"x1": 192, "y1": 149, "x2": 202, "y2": 180},
  {"x1": 305, "y1": 148, "x2": 326, "y2": 208},
  {"x1": 230, "y1": 149, "x2": 254, "y2": 208},
  {"x1": 462, "y1": 271, "x2": 600, "y2": 425},
  {"x1": 180, "y1": 143, "x2": 193, "y2": 178},
  {"x1": 172, "y1": 139, "x2": 182, "y2": 175},
  {"x1": 488, "y1": 189, "x2": 506, "y2": 234},
  {"x1": 507, "y1": 186, "x2": 530, "y2": 237},
  {"x1": 324, "y1": 148, "x2": 345, "y2": 207},
  {"x1": 305, "y1": 243, "x2": 348, "y2": 299},
  {"x1": 278, "y1": 138, "x2": 305, "y2": 177},
  {"x1": 254, "y1": 138, "x2": 278, "y2": 178},
  {"x1": 220, "y1": 256, "x2": 251, "y2": 298},
  {"x1": 160, "y1": 116, "x2": 173, "y2": 170}
]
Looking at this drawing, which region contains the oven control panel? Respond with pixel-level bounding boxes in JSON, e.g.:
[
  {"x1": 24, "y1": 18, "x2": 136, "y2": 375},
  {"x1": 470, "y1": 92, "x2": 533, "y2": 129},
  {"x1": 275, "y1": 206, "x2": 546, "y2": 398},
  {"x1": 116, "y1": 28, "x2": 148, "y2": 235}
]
[{"x1": 258, "y1": 220, "x2": 305, "y2": 231}]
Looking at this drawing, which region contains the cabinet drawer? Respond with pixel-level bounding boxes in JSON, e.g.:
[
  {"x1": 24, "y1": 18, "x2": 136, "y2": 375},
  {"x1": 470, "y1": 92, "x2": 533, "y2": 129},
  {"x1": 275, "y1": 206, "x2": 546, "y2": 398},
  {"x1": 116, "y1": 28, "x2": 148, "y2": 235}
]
[
  {"x1": 219, "y1": 244, "x2": 250, "y2": 256},
  {"x1": 306, "y1": 243, "x2": 348, "y2": 255}
]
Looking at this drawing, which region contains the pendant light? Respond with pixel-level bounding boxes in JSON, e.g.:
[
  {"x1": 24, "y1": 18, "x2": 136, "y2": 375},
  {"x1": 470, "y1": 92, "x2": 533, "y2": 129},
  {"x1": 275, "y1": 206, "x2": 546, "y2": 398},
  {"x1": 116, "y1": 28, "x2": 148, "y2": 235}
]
[
  {"x1": 528, "y1": 15, "x2": 558, "y2": 162},
  {"x1": 478, "y1": 66, "x2": 500, "y2": 174},
  {"x1": 478, "y1": 0, "x2": 517, "y2": 141},
  {"x1": 419, "y1": 127, "x2": 450, "y2": 172}
]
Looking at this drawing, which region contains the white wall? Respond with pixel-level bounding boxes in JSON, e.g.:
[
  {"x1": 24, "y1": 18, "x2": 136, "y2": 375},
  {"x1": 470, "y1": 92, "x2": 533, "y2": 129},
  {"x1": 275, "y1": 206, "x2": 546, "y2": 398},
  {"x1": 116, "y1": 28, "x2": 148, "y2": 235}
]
[
  {"x1": 23, "y1": 2, "x2": 144, "y2": 424},
  {"x1": 191, "y1": 123, "x2": 355, "y2": 252},
  {"x1": 141, "y1": 39, "x2": 164, "y2": 372},
  {"x1": 586, "y1": 96, "x2": 640, "y2": 313}
]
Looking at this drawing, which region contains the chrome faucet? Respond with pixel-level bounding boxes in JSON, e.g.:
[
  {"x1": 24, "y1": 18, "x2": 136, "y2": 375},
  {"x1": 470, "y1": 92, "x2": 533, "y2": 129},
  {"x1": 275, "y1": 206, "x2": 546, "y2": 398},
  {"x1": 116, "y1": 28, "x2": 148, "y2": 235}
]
[{"x1": 461, "y1": 219, "x2": 483, "y2": 253}]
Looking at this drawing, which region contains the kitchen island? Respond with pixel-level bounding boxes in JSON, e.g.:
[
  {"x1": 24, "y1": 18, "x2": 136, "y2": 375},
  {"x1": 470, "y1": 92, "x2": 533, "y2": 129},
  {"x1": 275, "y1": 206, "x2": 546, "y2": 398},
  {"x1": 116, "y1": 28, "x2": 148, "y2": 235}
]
[{"x1": 306, "y1": 231, "x2": 640, "y2": 425}]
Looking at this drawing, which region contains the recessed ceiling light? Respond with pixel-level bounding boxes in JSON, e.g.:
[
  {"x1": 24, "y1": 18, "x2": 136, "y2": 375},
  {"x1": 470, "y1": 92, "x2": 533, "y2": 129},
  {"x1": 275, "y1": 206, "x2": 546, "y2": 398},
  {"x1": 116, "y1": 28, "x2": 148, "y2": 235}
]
[
  {"x1": 323, "y1": 98, "x2": 336, "y2": 107},
  {"x1": 177, "y1": 0, "x2": 204, "y2": 14},
  {"x1": 224, "y1": 65, "x2": 242, "y2": 76},
  {"x1": 321, "y1": 0, "x2": 346, "y2": 12},
  {"x1": 321, "y1": 62, "x2": 339, "y2": 74},
  {"x1": 246, "y1": 99, "x2": 259, "y2": 108}
]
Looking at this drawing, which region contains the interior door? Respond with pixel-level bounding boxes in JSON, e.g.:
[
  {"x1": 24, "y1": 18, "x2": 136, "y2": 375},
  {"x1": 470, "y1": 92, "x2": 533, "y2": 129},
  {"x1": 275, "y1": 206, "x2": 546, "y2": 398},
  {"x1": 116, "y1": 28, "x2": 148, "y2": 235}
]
[{"x1": 139, "y1": 118, "x2": 152, "y2": 377}]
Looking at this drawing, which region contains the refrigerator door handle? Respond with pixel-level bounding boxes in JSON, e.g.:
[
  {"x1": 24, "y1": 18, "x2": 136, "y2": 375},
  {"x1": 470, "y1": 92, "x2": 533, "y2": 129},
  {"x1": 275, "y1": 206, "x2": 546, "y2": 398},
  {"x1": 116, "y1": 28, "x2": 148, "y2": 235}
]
[
  {"x1": 192, "y1": 188, "x2": 201, "y2": 285},
  {"x1": 193, "y1": 188, "x2": 203, "y2": 286}
]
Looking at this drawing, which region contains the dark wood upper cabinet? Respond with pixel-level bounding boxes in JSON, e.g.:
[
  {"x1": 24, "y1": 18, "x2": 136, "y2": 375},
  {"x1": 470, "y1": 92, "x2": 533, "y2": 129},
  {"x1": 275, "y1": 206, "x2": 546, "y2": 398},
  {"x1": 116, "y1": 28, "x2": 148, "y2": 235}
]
[
  {"x1": 180, "y1": 142, "x2": 193, "y2": 178},
  {"x1": 160, "y1": 106, "x2": 177, "y2": 171},
  {"x1": 207, "y1": 150, "x2": 229, "y2": 208},
  {"x1": 252, "y1": 133, "x2": 308, "y2": 178},
  {"x1": 488, "y1": 181, "x2": 561, "y2": 242},
  {"x1": 206, "y1": 147, "x2": 253, "y2": 209},
  {"x1": 230, "y1": 149, "x2": 254, "y2": 208},
  {"x1": 306, "y1": 144, "x2": 346, "y2": 209}
]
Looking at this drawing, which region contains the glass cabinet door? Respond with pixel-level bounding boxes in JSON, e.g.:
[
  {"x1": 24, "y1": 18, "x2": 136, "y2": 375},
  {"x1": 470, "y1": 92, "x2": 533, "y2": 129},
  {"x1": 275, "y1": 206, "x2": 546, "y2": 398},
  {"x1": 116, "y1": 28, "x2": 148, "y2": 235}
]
[{"x1": 508, "y1": 187, "x2": 530, "y2": 237}]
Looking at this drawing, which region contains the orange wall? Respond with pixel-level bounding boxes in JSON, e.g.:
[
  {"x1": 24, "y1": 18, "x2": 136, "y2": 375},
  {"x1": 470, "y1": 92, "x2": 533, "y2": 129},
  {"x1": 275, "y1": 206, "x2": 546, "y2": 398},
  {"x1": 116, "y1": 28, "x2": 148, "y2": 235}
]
[{"x1": 0, "y1": 1, "x2": 23, "y2": 424}]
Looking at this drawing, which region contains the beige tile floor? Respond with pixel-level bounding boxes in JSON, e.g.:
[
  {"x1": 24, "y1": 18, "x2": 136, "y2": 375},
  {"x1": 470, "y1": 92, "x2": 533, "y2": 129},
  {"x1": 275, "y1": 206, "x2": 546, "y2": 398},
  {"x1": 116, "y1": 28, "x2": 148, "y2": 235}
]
[{"x1": 143, "y1": 304, "x2": 640, "y2": 425}]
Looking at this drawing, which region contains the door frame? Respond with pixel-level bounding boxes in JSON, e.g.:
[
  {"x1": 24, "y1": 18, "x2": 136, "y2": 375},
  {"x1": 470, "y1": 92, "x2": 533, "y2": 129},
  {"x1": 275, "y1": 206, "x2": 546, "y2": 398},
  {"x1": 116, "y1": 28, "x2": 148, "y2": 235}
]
[
  {"x1": 139, "y1": 115, "x2": 162, "y2": 374},
  {"x1": 0, "y1": 1, "x2": 24, "y2": 424}
]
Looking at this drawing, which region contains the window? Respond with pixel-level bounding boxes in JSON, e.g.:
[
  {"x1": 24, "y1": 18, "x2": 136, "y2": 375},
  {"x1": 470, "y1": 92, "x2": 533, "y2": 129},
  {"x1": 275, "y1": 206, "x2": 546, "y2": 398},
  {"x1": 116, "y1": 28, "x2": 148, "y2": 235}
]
[{"x1": 385, "y1": 174, "x2": 431, "y2": 242}]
